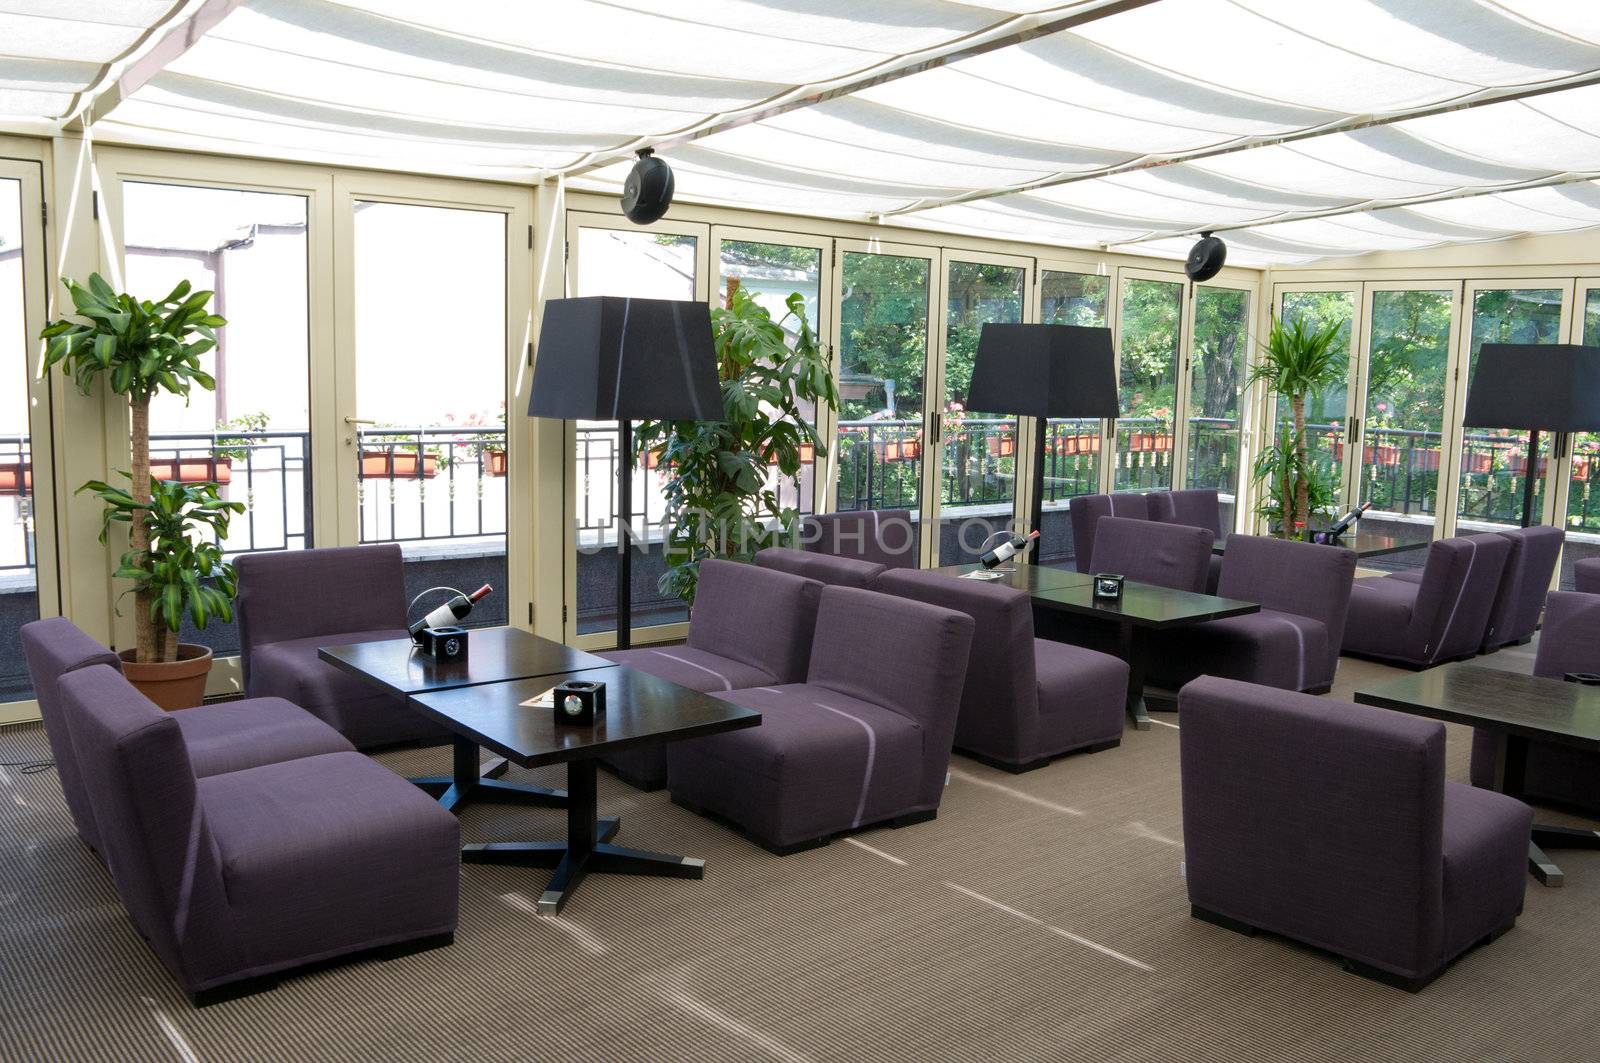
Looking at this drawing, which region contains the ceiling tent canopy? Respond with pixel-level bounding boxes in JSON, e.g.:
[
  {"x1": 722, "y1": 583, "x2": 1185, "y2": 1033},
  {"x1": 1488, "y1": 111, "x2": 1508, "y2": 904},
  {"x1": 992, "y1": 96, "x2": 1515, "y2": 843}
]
[{"x1": 9, "y1": 0, "x2": 1600, "y2": 265}]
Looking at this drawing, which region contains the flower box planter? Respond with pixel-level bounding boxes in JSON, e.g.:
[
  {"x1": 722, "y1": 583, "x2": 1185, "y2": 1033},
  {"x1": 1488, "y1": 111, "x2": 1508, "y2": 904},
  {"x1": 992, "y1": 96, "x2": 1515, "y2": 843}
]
[
  {"x1": 986, "y1": 436, "x2": 1016, "y2": 458},
  {"x1": 481, "y1": 449, "x2": 507, "y2": 477},
  {"x1": 876, "y1": 440, "x2": 920, "y2": 462},
  {"x1": 0, "y1": 462, "x2": 31, "y2": 496},
  {"x1": 360, "y1": 450, "x2": 438, "y2": 479},
  {"x1": 150, "y1": 456, "x2": 232, "y2": 485}
]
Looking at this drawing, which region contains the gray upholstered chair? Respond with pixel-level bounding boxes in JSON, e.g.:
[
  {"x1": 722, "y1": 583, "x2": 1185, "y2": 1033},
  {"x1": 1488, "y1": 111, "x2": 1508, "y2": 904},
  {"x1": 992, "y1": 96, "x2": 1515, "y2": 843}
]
[
  {"x1": 1470, "y1": 591, "x2": 1600, "y2": 813},
  {"x1": 875, "y1": 568, "x2": 1126, "y2": 771},
  {"x1": 1067, "y1": 493, "x2": 1155, "y2": 572},
  {"x1": 60, "y1": 663, "x2": 459, "y2": 1005},
  {"x1": 1181, "y1": 676, "x2": 1531, "y2": 991},
  {"x1": 599, "y1": 559, "x2": 823, "y2": 789},
  {"x1": 1341, "y1": 533, "x2": 1512, "y2": 668},
  {"x1": 1087, "y1": 515, "x2": 1213, "y2": 593},
  {"x1": 236, "y1": 544, "x2": 444, "y2": 748},
  {"x1": 668, "y1": 585, "x2": 974, "y2": 852},
  {"x1": 755, "y1": 546, "x2": 885, "y2": 588},
  {"x1": 1394, "y1": 527, "x2": 1563, "y2": 651},
  {"x1": 1150, "y1": 534, "x2": 1356, "y2": 694},
  {"x1": 1575, "y1": 557, "x2": 1600, "y2": 594},
  {"x1": 20, "y1": 616, "x2": 354, "y2": 854},
  {"x1": 1147, "y1": 488, "x2": 1225, "y2": 592},
  {"x1": 800, "y1": 509, "x2": 917, "y2": 569}
]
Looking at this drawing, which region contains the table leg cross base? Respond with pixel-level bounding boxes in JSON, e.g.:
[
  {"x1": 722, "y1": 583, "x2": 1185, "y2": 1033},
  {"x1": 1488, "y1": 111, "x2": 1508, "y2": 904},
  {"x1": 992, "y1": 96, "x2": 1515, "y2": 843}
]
[
  {"x1": 412, "y1": 741, "x2": 567, "y2": 814},
  {"x1": 1526, "y1": 824, "x2": 1600, "y2": 887},
  {"x1": 462, "y1": 818, "x2": 705, "y2": 915}
]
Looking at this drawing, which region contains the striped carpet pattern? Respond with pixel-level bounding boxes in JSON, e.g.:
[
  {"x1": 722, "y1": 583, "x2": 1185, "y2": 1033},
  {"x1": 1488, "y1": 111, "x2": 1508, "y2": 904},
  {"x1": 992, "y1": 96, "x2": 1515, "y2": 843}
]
[{"x1": 2, "y1": 646, "x2": 1599, "y2": 1062}]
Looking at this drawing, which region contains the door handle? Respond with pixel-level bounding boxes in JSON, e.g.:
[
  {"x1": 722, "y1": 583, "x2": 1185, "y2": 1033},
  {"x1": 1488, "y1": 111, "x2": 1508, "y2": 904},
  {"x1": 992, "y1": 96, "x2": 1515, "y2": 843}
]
[{"x1": 344, "y1": 417, "x2": 376, "y2": 425}]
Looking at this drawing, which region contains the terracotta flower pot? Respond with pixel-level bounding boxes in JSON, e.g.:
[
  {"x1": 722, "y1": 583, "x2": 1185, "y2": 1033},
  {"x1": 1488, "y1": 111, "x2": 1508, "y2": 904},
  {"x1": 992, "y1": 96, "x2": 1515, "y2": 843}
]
[
  {"x1": 482, "y1": 449, "x2": 508, "y2": 476},
  {"x1": 0, "y1": 461, "x2": 31, "y2": 496},
  {"x1": 118, "y1": 644, "x2": 214, "y2": 711}
]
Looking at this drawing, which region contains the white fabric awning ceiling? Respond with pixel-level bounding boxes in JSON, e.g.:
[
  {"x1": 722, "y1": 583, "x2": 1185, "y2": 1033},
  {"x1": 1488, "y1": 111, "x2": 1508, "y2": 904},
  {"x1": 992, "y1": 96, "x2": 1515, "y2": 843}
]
[{"x1": 8, "y1": 0, "x2": 1600, "y2": 266}]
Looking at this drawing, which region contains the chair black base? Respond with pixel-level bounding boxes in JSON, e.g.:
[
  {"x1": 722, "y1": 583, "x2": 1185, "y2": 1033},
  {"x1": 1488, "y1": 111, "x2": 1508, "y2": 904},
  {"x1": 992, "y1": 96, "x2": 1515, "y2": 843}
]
[
  {"x1": 959, "y1": 739, "x2": 1121, "y2": 774},
  {"x1": 596, "y1": 759, "x2": 667, "y2": 793},
  {"x1": 188, "y1": 931, "x2": 455, "y2": 1008},
  {"x1": 672, "y1": 796, "x2": 938, "y2": 856}
]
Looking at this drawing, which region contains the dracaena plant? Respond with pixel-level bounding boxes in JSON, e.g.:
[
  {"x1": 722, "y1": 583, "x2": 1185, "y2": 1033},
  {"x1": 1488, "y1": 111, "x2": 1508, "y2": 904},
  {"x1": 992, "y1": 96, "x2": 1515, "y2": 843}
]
[
  {"x1": 1246, "y1": 313, "x2": 1346, "y2": 538},
  {"x1": 40, "y1": 273, "x2": 231, "y2": 663},
  {"x1": 634, "y1": 281, "x2": 838, "y2": 605}
]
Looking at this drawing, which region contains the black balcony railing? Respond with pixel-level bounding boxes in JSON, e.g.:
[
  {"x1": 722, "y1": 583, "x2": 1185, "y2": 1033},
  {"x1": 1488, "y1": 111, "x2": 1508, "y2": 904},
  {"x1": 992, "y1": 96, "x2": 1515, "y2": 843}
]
[
  {"x1": 356, "y1": 426, "x2": 506, "y2": 544},
  {"x1": 148, "y1": 429, "x2": 311, "y2": 554}
]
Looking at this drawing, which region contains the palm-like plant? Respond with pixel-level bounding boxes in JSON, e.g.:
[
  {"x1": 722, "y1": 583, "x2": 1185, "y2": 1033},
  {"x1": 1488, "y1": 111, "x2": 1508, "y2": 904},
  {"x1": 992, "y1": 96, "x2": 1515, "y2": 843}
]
[
  {"x1": 40, "y1": 274, "x2": 231, "y2": 663},
  {"x1": 1247, "y1": 313, "x2": 1345, "y2": 536}
]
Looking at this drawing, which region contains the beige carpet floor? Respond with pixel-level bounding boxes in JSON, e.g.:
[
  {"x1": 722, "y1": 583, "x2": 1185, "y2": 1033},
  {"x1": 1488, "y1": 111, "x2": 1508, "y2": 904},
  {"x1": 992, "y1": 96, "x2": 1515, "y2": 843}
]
[{"x1": 2, "y1": 642, "x2": 1599, "y2": 1062}]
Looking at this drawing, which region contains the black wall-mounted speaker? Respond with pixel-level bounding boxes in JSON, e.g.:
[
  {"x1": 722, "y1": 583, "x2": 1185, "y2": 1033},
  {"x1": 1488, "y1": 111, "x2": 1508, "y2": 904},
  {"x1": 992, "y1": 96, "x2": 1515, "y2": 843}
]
[
  {"x1": 1185, "y1": 233, "x2": 1227, "y2": 282},
  {"x1": 621, "y1": 150, "x2": 675, "y2": 225}
]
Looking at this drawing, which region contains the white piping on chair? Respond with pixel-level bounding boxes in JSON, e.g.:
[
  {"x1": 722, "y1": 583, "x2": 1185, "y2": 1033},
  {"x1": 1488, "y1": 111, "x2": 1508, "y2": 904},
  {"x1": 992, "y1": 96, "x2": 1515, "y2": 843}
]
[
  {"x1": 649, "y1": 650, "x2": 732, "y2": 690},
  {"x1": 1428, "y1": 539, "x2": 1478, "y2": 662}
]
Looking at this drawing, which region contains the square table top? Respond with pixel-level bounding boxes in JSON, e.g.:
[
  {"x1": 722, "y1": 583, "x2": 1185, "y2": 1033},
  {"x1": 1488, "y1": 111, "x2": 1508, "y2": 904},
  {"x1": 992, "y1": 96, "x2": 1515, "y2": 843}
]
[
  {"x1": 937, "y1": 563, "x2": 1258, "y2": 629},
  {"x1": 408, "y1": 664, "x2": 761, "y2": 769},
  {"x1": 318, "y1": 626, "x2": 611, "y2": 696},
  {"x1": 936, "y1": 563, "x2": 1094, "y2": 594},
  {"x1": 1354, "y1": 662, "x2": 1600, "y2": 753}
]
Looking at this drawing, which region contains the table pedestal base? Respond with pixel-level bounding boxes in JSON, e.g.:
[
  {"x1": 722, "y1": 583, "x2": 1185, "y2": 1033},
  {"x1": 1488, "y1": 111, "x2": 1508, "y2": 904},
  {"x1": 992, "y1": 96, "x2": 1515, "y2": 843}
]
[
  {"x1": 1119, "y1": 623, "x2": 1151, "y2": 731},
  {"x1": 461, "y1": 759, "x2": 704, "y2": 915},
  {"x1": 1528, "y1": 824, "x2": 1600, "y2": 888},
  {"x1": 412, "y1": 736, "x2": 567, "y2": 814}
]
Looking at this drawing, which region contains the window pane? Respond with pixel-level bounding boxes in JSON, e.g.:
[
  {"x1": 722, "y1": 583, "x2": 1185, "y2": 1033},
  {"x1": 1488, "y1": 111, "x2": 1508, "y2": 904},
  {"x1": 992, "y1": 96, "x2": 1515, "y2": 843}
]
[
  {"x1": 1457, "y1": 288, "x2": 1563, "y2": 533},
  {"x1": 0, "y1": 179, "x2": 36, "y2": 701},
  {"x1": 719, "y1": 239, "x2": 821, "y2": 517},
  {"x1": 1187, "y1": 287, "x2": 1249, "y2": 532},
  {"x1": 1563, "y1": 289, "x2": 1600, "y2": 588},
  {"x1": 573, "y1": 229, "x2": 697, "y2": 635},
  {"x1": 835, "y1": 250, "x2": 929, "y2": 564},
  {"x1": 1039, "y1": 270, "x2": 1107, "y2": 567},
  {"x1": 354, "y1": 202, "x2": 507, "y2": 630},
  {"x1": 1279, "y1": 291, "x2": 1354, "y2": 516},
  {"x1": 1116, "y1": 277, "x2": 1182, "y2": 492},
  {"x1": 938, "y1": 260, "x2": 1024, "y2": 566},
  {"x1": 1360, "y1": 290, "x2": 1452, "y2": 558},
  {"x1": 124, "y1": 182, "x2": 311, "y2": 660}
]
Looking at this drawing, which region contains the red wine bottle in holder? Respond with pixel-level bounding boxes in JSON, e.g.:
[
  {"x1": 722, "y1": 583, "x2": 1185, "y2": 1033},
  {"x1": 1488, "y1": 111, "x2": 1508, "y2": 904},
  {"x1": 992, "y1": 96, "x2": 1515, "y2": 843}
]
[
  {"x1": 981, "y1": 529, "x2": 1039, "y2": 569},
  {"x1": 410, "y1": 585, "x2": 492, "y2": 641}
]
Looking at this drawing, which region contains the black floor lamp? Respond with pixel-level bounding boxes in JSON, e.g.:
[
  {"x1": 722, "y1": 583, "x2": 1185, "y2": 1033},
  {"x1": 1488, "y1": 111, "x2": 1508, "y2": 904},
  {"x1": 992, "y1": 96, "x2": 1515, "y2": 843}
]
[
  {"x1": 1462, "y1": 344, "x2": 1600, "y2": 528},
  {"x1": 529, "y1": 296, "x2": 721, "y2": 649},
  {"x1": 967, "y1": 323, "x2": 1120, "y2": 552}
]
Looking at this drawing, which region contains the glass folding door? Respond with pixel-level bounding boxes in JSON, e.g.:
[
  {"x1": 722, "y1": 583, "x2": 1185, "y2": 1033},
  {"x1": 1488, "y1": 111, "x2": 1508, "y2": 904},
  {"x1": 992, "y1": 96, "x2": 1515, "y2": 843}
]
[
  {"x1": 1115, "y1": 272, "x2": 1184, "y2": 493},
  {"x1": 1187, "y1": 286, "x2": 1250, "y2": 533},
  {"x1": 1275, "y1": 287, "x2": 1360, "y2": 521},
  {"x1": 1559, "y1": 282, "x2": 1600, "y2": 588},
  {"x1": 1037, "y1": 266, "x2": 1109, "y2": 566}
]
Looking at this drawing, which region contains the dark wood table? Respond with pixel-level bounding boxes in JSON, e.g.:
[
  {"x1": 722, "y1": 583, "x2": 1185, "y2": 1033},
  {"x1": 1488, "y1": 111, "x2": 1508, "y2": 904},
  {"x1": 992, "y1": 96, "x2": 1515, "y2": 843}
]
[
  {"x1": 320, "y1": 627, "x2": 612, "y2": 813},
  {"x1": 937, "y1": 564, "x2": 1259, "y2": 730},
  {"x1": 1354, "y1": 662, "x2": 1600, "y2": 887},
  {"x1": 1213, "y1": 530, "x2": 1421, "y2": 559},
  {"x1": 412, "y1": 664, "x2": 760, "y2": 915}
]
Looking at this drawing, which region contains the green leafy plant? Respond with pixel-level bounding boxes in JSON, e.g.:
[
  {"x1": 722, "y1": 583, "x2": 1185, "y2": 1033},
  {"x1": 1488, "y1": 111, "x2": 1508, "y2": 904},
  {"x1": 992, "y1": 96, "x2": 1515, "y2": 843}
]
[
  {"x1": 1253, "y1": 424, "x2": 1338, "y2": 538},
  {"x1": 39, "y1": 273, "x2": 229, "y2": 663},
  {"x1": 215, "y1": 410, "x2": 270, "y2": 462},
  {"x1": 1247, "y1": 313, "x2": 1346, "y2": 537},
  {"x1": 634, "y1": 281, "x2": 838, "y2": 605}
]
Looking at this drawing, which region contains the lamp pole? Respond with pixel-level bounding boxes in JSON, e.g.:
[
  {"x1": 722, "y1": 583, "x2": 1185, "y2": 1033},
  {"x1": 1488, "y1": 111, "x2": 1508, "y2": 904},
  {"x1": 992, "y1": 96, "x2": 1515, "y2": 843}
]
[
  {"x1": 617, "y1": 419, "x2": 633, "y2": 650},
  {"x1": 1520, "y1": 430, "x2": 1539, "y2": 529}
]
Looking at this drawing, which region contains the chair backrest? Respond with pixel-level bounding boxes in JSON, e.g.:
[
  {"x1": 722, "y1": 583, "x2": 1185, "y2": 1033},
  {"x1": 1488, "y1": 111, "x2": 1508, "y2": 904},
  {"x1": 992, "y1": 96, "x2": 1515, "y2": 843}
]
[
  {"x1": 1534, "y1": 591, "x2": 1600, "y2": 680},
  {"x1": 1484, "y1": 526, "x2": 1564, "y2": 649},
  {"x1": 873, "y1": 569, "x2": 1039, "y2": 749},
  {"x1": 235, "y1": 544, "x2": 408, "y2": 683},
  {"x1": 18, "y1": 617, "x2": 122, "y2": 852},
  {"x1": 1146, "y1": 489, "x2": 1222, "y2": 537},
  {"x1": 58, "y1": 665, "x2": 229, "y2": 987},
  {"x1": 1411, "y1": 533, "x2": 1513, "y2": 662},
  {"x1": 1575, "y1": 557, "x2": 1600, "y2": 595},
  {"x1": 1216, "y1": 535, "x2": 1356, "y2": 680},
  {"x1": 687, "y1": 559, "x2": 823, "y2": 684},
  {"x1": 754, "y1": 547, "x2": 885, "y2": 588},
  {"x1": 1088, "y1": 515, "x2": 1212, "y2": 592},
  {"x1": 805, "y1": 585, "x2": 974, "y2": 807},
  {"x1": 1067, "y1": 493, "x2": 1154, "y2": 572},
  {"x1": 1179, "y1": 675, "x2": 1446, "y2": 976},
  {"x1": 800, "y1": 509, "x2": 917, "y2": 569}
]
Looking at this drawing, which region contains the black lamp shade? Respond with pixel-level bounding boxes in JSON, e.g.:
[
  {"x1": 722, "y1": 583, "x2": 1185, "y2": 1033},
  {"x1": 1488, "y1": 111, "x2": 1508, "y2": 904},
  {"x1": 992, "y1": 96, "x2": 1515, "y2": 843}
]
[
  {"x1": 967, "y1": 323, "x2": 1119, "y2": 418},
  {"x1": 528, "y1": 296, "x2": 721, "y2": 421},
  {"x1": 1462, "y1": 344, "x2": 1600, "y2": 433}
]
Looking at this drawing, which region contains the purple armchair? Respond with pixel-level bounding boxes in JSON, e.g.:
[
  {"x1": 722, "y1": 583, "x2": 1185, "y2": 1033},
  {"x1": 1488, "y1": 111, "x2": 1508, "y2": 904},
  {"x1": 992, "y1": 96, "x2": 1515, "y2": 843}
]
[
  {"x1": 1180, "y1": 676, "x2": 1531, "y2": 991},
  {"x1": 668, "y1": 585, "x2": 974, "y2": 853},
  {"x1": 1067, "y1": 493, "x2": 1155, "y2": 573},
  {"x1": 599, "y1": 559, "x2": 823, "y2": 789},
  {"x1": 20, "y1": 617, "x2": 354, "y2": 855},
  {"x1": 875, "y1": 569, "x2": 1126, "y2": 771},
  {"x1": 755, "y1": 546, "x2": 885, "y2": 588},
  {"x1": 60, "y1": 663, "x2": 459, "y2": 1005},
  {"x1": 800, "y1": 509, "x2": 917, "y2": 569},
  {"x1": 236, "y1": 544, "x2": 444, "y2": 748},
  {"x1": 1341, "y1": 533, "x2": 1512, "y2": 668},
  {"x1": 1147, "y1": 488, "x2": 1225, "y2": 592},
  {"x1": 1575, "y1": 557, "x2": 1600, "y2": 594},
  {"x1": 1471, "y1": 591, "x2": 1600, "y2": 813},
  {"x1": 1480, "y1": 526, "x2": 1563, "y2": 651},
  {"x1": 1088, "y1": 515, "x2": 1212, "y2": 593},
  {"x1": 1150, "y1": 535, "x2": 1356, "y2": 694}
]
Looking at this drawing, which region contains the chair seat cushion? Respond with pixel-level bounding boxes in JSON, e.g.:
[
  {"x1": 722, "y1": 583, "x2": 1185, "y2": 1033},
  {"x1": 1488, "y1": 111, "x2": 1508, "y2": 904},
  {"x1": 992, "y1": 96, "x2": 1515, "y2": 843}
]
[
  {"x1": 198, "y1": 751, "x2": 459, "y2": 974},
  {"x1": 1032, "y1": 639, "x2": 1127, "y2": 754},
  {"x1": 1342, "y1": 576, "x2": 1417, "y2": 655},
  {"x1": 249, "y1": 629, "x2": 444, "y2": 748},
  {"x1": 1149, "y1": 610, "x2": 1331, "y2": 692},
  {"x1": 175, "y1": 697, "x2": 353, "y2": 777},
  {"x1": 668, "y1": 684, "x2": 923, "y2": 848},
  {"x1": 1440, "y1": 780, "x2": 1532, "y2": 961},
  {"x1": 1389, "y1": 569, "x2": 1424, "y2": 584}
]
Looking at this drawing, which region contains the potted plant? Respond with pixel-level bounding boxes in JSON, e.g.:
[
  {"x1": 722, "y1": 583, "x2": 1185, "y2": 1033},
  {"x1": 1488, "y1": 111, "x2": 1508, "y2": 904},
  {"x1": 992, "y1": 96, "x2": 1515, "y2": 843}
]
[
  {"x1": 1248, "y1": 314, "x2": 1345, "y2": 538},
  {"x1": 40, "y1": 274, "x2": 244, "y2": 708},
  {"x1": 634, "y1": 280, "x2": 838, "y2": 605}
]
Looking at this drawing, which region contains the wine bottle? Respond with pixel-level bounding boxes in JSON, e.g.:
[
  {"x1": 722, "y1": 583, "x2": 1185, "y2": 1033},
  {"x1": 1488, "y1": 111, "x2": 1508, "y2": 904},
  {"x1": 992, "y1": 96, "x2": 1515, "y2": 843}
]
[
  {"x1": 410, "y1": 585, "x2": 492, "y2": 641},
  {"x1": 980, "y1": 529, "x2": 1039, "y2": 569},
  {"x1": 1323, "y1": 501, "x2": 1372, "y2": 540}
]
